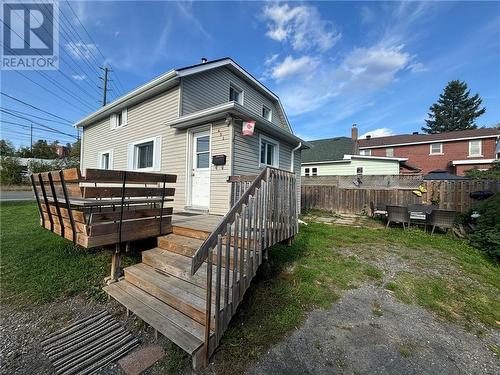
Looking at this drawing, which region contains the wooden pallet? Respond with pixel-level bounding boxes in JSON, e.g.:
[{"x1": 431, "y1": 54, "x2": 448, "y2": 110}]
[{"x1": 30, "y1": 168, "x2": 177, "y2": 248}]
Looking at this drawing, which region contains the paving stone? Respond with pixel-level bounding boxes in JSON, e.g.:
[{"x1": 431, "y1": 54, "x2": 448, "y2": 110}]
[{"x1": 118, "y1": 345, "x2": 165, "y2": 375}]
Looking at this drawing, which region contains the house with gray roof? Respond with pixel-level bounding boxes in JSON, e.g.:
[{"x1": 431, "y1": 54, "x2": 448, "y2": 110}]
[
  {"x1": 75, "y1": 58, "x2": 307, "y2": 215},
  {"x1": 301, "y1": 126, "x2": 414, "y2": 176}
]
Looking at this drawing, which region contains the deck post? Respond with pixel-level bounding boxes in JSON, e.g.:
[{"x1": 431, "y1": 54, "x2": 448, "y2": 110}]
[{"x1": 106, "y1": 243, "x2": 122, "y2": 284}]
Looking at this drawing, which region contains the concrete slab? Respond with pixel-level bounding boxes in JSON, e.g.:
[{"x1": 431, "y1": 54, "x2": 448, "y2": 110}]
[{"x1": 118, "y1": 345, "x2": 165, "y2": 375}]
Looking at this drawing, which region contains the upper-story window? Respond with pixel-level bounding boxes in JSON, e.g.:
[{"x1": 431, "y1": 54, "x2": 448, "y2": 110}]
[
  {"x1": 111, "y1": 108, "x2": 127, "y2": 129},
  {"x1": 360, "y1": 149, "x2": 371, "y2": 156},
  {"x1": 229, "y1": 83, "x2": 243, "y2": 104},
  {"x1": 262, "y1": 105, "x2": 272, "y2": 121},
  {"x1": 469, "y1": 140, "x2": 482, "y2": 156},
  {"x1": 386, "y1": 147, "x2": 394, "y2": 157},
  {"x1": 430, "y1": 143, "x2": 443, "y2": 155}
]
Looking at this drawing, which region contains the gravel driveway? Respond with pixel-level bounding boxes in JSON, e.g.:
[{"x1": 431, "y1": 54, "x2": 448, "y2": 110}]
[{"x1": 250, "y1": 284, "x2": 499, "y2": 375}]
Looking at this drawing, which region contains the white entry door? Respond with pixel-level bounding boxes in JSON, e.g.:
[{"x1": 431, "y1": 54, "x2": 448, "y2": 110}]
[{"x1": 190, "y1": 130, "x2": 210, "y2": 208}]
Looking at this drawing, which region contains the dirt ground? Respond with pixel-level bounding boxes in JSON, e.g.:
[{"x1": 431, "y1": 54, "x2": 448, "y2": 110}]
[
  {"x1": 249, "y1": 284, "x2": 499, "y2": 375},
  {"x1": 0, "y1": 296, "x2": 175, "y2": 375}
]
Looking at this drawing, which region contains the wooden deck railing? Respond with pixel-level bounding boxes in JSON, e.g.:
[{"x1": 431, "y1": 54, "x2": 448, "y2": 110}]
[{"x1": 190, "y1": 167, "x2": 298, "y2": 364}]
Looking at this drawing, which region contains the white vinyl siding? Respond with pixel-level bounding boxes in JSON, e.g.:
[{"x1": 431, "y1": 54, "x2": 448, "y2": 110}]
[
  {"x1": 301, "y1": 158, "x2": 400, "y2": 176},
  {"x1": 469, "y1": 140, "x2": 482, "y2": 156},
  {"x1": 181, "y1": 66, "x2": 288, "y2": 130},
  {"x1": 82, "y1": 86, "x2": 188, "y2": 212}
]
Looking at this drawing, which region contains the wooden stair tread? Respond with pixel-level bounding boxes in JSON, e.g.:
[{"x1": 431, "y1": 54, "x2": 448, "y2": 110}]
[
  {"x1": 104, "y1": 281, "x2": 205, "y2": 354},
  {"x1": 142, "y1": 248, "x2": 235, "y2": 290},
  {"x1": 124, "y1": 263, "x2": 223, "y2": 325}
]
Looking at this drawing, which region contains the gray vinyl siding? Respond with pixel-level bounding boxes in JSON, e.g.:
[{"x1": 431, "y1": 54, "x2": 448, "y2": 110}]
[
  {"x1": 181, "y1": 67, "x2": 288, "y2": 130},
  {"x1": 81, "y1": 86, "x2": 189, "y2": 212},
  {"x1": 232, "y1": 121, "x2": 301, "y2": 211}
]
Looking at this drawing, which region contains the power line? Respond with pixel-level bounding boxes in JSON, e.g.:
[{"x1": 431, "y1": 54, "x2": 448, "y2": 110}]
[
  {"x1": 0, "y1": 107, "x2": 73, "y2": 126},
  {"x1": 65, "y1": 0, "x2": 126, "y2": 96},
  {"x1": 1, "y1": 109, "x2": 78, "y2": 139},
  {"x1": 0, "y1": 93, "x2": 74, "y2": 123},
  {"x1": 1, "y1": 120, "x2": 76, "y2": 140}
]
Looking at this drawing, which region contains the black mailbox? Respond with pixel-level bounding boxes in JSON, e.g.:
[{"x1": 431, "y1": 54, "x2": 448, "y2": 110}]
[{"x1": 212, "y1": 154, "x2": 226, "y2": 166}]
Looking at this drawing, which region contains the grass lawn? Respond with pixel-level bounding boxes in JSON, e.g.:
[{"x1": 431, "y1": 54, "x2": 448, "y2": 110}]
[
  {"x1": 1, "y1": 202, "x2": 498, "y2": 373},
  {"x1": 0, "y1": 201, "x2": 137, "y2": 306}
]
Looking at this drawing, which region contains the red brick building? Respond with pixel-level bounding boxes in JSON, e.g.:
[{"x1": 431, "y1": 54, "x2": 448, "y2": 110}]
[{"x1": 357, "y1": 128, "x2": 499, "y2": 175}]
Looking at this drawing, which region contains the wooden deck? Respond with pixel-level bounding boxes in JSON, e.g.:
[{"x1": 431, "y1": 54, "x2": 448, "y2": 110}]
[{"x1": 104, "y1": 167, "x2": 298, "y2": 369}]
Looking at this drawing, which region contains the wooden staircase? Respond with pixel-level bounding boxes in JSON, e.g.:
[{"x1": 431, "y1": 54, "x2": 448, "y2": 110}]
[{"x1": 104, "y1": 167, "x2": 298, "y2": 369}]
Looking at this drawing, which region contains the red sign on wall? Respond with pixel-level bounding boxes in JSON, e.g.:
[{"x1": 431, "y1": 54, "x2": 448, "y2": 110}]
[{"x1": 242, "y1": 121, "x2": 255, "y2": 136}]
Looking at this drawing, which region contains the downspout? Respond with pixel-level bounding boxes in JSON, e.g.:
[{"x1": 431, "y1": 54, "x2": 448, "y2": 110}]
[{"x1": 290, "y1": 142, "x2": 302, "y2": 172}]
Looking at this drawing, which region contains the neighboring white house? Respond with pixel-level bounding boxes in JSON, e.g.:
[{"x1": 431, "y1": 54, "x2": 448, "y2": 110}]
[
  {"x1": 302, "y1": 154, "x2": 407, "y2": 176},
  {"x1": 300, "y1": 136, "x2": 411, "y2": 176}
]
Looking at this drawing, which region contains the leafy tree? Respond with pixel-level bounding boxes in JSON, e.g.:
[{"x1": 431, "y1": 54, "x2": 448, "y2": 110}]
[
  {"x1": 69, "y1": 138, "x2": 81, "y2": 159},
  {"x1": 470, "y1": 193, "x2": 500, "y2": 262},
  {"x1": 30, "y1": 139, "x2": 58, "y2": 159},
  {"x1": 465, "y1": 163, "x2": 500, "y2": 181},
  {"x1": 0, "y1": 139, "x2": 16, "y2": 156},
  {"x1": 422, "y1": 80, "x2": 486, "y2": 134},
  {"x1": 16, "y1": 146, "x2": 32, "y2": 158},
  {"x1": 0, "y1": 157, "x2": 25, "y2": 185}
]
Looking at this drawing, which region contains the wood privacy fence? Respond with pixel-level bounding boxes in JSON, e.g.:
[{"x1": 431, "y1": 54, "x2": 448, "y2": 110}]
[{"x1": 301, "y1": 177, "x2": 500, "y2": 214}]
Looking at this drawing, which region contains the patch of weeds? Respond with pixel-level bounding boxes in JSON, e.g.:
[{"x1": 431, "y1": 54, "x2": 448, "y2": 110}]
[
  {"x1": 314, "y1": 340, "x2": 322, "y2": 350},
  {"x1": 488, "y1": 344, "x2": 500, "y2": 357},
  {"x1": 372, "y1": 299, "x2": 383, "y2": 317},
  {"x1": 165, "y1": 344, "x2": 190, "y2": 374},
  {"x1": 385, "y1": 281, "x2": 398, "y2": 291},
  {"x1": 399, "y1": 344, "x2": 413, "y2": 358}
]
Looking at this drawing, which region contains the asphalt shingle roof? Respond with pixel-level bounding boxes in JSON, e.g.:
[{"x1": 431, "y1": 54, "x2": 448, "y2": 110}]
[
  {"x1": 359, "y1": 128, "x2": 499, "y2": 148},
  {"x1": 301, "y1": 137, "x2": 354, "y2": 163}
]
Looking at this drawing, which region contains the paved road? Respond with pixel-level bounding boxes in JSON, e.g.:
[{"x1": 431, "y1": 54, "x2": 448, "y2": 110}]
[{"x1": 0, "y1": 190, "x2": 35, "y2": 201}]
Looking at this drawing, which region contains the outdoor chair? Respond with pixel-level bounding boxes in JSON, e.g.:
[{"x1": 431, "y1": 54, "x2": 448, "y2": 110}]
[
  {"x1": 370, "y1": 201, "x2": 387, "y2": 217},
  {"x1": 426, "y1": 209, "x2": 456, "y2": 234},
  {"x1": 386, "y1": 205, "x2": 411, "y2": 230}
]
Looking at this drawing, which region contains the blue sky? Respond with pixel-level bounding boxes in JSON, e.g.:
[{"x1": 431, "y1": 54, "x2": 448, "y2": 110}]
[{"x1": 1, "y1": 1, "x2": 500, "y2": 147}]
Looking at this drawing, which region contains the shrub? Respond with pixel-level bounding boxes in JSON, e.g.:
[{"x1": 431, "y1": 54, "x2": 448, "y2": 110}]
[
  {"x1": 465, "y1": 163, "x2": 500, "y2": 181},
  {"x1": 469, "y1": 192, "x2": 500, "y2": 261},
  {"x1": 28, "y1": 158, "x2": 80, "y2": 173},
  {"x1": 0, "y1": 156, "x2": 25, "y2": 185}
]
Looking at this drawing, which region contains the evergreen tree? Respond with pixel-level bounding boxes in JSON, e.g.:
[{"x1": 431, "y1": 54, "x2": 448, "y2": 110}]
[{"x1": 422, "y1": 80, "x2": 486, "y2": 134}]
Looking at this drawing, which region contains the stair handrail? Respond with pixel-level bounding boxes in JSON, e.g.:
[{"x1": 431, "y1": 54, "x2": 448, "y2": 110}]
[{"x1": 190, "y1": 166, "x2": 271, "y2": 275}]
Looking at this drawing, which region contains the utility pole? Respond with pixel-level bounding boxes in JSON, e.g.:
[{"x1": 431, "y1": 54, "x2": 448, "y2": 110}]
[
  {"x1": 30, "y1": 123, "x2": 33, "y2": 155},
  {"x1": 99, "y1": 67, "x2": 112, "y2": 107}
]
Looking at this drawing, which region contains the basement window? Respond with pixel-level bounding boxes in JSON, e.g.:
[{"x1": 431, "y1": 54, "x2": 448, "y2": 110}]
[
  {"x1": 356, "y1": 167, "x2": 364, "y2": 175},
  {"x1": 304, "y1": 168, "x2": 310, "y2": 176},
  {"x1": 312, "y1": 167, "x2": 318, "y2": 176}
]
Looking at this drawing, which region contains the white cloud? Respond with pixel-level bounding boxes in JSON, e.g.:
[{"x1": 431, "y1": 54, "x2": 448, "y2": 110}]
[
  {"x1": 72, "y1": 74, "x2": 86, "y2": 81},
  {"x1": 262, "y1": 3, "x2": 341, "y2": 52},
  {"x1": 360, "y1": 128, "x2": 394, "y2": 139},
  {"x1": 265, "y1": 54, "x2": 279, "y2": 66},
  {"x1": 407, "y1": 62, "x2": 427, "y2": 73},
  {"x1": 360, "y1": 6, "x2": 376, "y2": 24},
  {"x1": 269, "y1": 55, "x2": 320, "y2": 81},
  {"x1": 66, "y1": 42, "x2": 98, "y2": 60}
]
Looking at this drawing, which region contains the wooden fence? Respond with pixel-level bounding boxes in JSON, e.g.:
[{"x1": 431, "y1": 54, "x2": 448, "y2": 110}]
[{"x1": 301, "y1": 178, "x2": 499, "y2": 214}]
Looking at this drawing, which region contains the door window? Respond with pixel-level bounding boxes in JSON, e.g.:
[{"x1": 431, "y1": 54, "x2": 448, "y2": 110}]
[{"x1": 196, "y1": 136, "x2": 210, "y2": 168}]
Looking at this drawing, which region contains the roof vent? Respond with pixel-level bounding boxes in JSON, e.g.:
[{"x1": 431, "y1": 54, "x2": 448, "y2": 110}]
[
  {"x1": 201, "y1": 57, "x2": 208, "y2": 64},
  {"x1": 366, "y1": 135, "x2": 371, "y2": 140},
  {"x1": 413, "y1": 131, "x2": 419, "y2": 135}
]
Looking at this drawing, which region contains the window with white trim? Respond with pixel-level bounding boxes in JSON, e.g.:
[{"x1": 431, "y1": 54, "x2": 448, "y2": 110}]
[
  {"x1": 111, "y1": 108, "x2": 127, "y2": 129},
  {"x1": 356, "y1": 167, "x2": 364, "y2": 175},
  {"x1": 304, "y1": 168, "x2": 310, "y2": 176},
  {"x1": 430, "y1": 143, "x2": 443, "y2": 155},
  {"x1": 262, "y1": 105, "x2": 272, "y2": 121},
  {"x1": 360, "y1": 149, "x2": 371, "y2": 156},
  {"x1": 229, "y1": 84, "x2": 243, "y2": 104},
  {"x1": 127, "y1": 136, "x2": 162, "y2": 171},
  {"x1": 386, "y1": 147, "x2": 394, "y2": 157},
  {"x1": 469, "y1": 140, "x2": 482, "y2": 156},
  {"x1": 312, "y1": 167, "x2": 318, "y2": 176},
  {"x1": 98, "y1": 150, "x2": 113, "y2": 170},
  {"x1": 260, "y1": 135, "x2": 279, "y2": 167}
]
